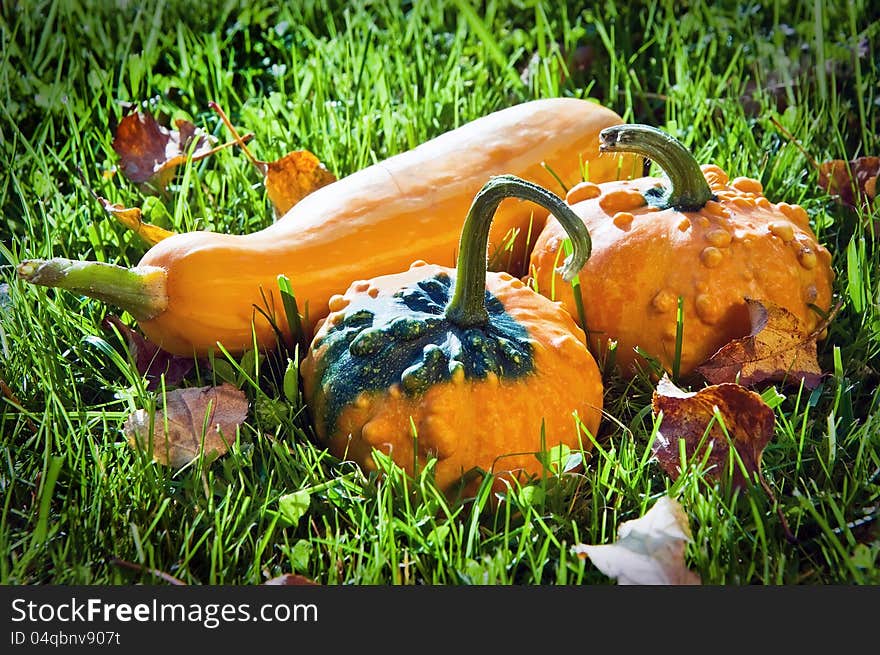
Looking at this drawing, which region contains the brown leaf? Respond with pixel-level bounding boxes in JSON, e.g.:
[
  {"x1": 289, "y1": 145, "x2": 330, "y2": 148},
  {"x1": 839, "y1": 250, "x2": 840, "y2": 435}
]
[
  {"x1": 264, "y1": 150, "x2": 337, "y2": 217},
  {"x1": 263, "y1": 574, "x2": 320, "y2": 585},
  {"x1": 123, "y1": 383, "x2": 248, "y2": 467},
  {"x1": 818, "y1": 156, "x2": 879, "y2": 209},
  {"x1": 102, "y1": 315, "x2": 197, "y2": 390},
  {"x1": 97, "y1": 197, "x2": 175, "y2": 245},
  {"x1": 111, "y1": 111, "x2": 217, "y2": 189},
  {"x1": 696, "y1": 298, "x2": 826, "y2": 389},
  {"x1": 651, "y1": 375, "x2": 775, "y2": 488},
  {"x1": 572, "y1": 496, "x2": 701, "y2": 585}
]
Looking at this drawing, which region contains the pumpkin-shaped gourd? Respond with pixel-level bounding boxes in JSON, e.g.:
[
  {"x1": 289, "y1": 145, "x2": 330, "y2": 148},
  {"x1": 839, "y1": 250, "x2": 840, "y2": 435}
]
[
  {"x1": 529, "y1": 124, "x2": 835, "y2": 376},
  {"x1": 300, "y1": 176, "x2": 603, "y2": 494}
]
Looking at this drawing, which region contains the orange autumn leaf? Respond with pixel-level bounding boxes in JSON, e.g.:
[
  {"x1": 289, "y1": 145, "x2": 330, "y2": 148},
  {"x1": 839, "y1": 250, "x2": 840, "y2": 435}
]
[
  {"x1": 112, "y1": 111, "x2": 218, "y2": 189},
  {"x1": 818, "y1": 156, "x2": 879, "y2": 209},
  {"x1": 123, "y1": 383, "x2": 248, "y2": 467},
  {"x1": 696, "y1": 298, "x2": 830, "y2": 389},
  {"x1": 651, "y1": 375, "x2": 775, "y2": 489},
  {"x1": 97, "y1": 197, "x2": 175, "y2": 246},
  {"x1": 264, "y1": 150, "x2": 337, "y2": 217}
]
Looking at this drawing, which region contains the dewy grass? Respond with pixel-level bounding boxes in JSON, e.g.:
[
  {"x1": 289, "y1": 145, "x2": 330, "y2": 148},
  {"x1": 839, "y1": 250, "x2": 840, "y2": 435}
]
[{"x1": 2, "y1": 0, "x2": 879, "y2": 585}]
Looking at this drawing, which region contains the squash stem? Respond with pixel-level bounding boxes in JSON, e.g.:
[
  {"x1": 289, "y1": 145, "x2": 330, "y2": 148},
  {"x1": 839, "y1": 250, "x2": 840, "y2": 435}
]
[
  {"x1": 445, "y1": 175, "x2": 592, "y2": 327},
  {"x1": 599, "y1": 124, "x2": 713, "y2": 211},
  {"x1": 17, "y1": 258, "x2": 168, "y2": 321}
]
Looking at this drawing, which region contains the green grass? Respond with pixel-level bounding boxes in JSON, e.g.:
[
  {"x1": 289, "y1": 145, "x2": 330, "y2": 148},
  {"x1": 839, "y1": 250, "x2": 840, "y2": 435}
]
[{"x1": 1, "y1": 0, "x2": 878, "y2": 585}]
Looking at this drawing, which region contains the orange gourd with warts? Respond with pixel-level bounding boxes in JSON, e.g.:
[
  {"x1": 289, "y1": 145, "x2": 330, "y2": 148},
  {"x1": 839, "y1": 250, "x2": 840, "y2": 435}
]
[
  {"x1": 300, "y1": 176, "x2": 603, "y2": 494},
  {"x1": 17, "y1": 99, "x2": 637, "y2": 357},
  {"x1": 529, "y1": 125, "x2": 834, "y2": 376}
]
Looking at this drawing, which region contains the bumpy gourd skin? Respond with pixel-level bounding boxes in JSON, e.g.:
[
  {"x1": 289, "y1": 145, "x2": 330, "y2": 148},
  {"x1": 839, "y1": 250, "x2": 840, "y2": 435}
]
[
  {"x1": 529, "y1": 164, "x2": 834, "y2": 376},
  {"x1": 300, "y1": 262, "x2": 603, "y2": 493}
]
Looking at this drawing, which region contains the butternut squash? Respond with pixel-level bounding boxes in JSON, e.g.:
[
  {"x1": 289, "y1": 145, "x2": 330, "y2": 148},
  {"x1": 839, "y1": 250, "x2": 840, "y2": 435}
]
[{"x1": 18, "y1": 98, "x2": 637, "y2": 356}]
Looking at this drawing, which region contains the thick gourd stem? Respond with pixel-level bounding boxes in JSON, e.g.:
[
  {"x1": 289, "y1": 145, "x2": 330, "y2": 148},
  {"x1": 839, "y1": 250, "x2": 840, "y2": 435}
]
[
  {"x1": 16, "y1": 258, "x2": 168, "y2": 321},
  {"x1": 599, "y1": 124, "x2": 713, "y2": 211},
  {"x1": 445, "y1": 174, "x2": 592, "y2": 327}
]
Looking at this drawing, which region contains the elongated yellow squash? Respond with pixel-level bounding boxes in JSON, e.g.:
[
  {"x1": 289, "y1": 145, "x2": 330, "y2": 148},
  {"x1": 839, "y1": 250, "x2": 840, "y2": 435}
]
[{"x1": 19, "y1": 98, "x2": 637, "y2": 356}]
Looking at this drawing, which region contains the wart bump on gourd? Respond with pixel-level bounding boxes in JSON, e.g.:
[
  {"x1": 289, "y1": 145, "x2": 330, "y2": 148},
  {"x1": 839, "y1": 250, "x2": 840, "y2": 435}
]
[{"x1": 300, "y1": 175, "x2": 604, "y2": 495}]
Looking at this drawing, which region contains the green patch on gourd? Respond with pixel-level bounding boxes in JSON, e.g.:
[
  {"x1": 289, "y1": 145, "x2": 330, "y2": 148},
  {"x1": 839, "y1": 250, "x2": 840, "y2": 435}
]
[{"x1": 312, "y1": 272, "x2": 534, "y2": 433}]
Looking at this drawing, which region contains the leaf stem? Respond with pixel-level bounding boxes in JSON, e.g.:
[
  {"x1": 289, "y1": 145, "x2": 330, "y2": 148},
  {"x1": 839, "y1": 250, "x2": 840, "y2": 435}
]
[{"x1": 208, "y1": 100, "x2": 266, "y2": 174}]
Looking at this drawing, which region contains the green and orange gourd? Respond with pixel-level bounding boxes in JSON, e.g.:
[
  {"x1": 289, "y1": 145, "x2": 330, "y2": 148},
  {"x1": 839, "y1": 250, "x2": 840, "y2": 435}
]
[
  {"x1": 17, "y1": 99, "x2": 637, "y2": 357},
  {"x1": 300, "y1": 175, "x2": 604, "y2": 494},
  {"x1": 529, "y1": 124, "x2": 835, "y2": 376}
]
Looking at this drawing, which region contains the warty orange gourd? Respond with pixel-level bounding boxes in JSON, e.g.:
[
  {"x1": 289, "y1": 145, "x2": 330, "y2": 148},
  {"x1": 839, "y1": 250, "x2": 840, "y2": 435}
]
[
  {"x1": 529, "y1": 124, "x2": 834, "y2": 376},
  {"x1": 300, "y1": 175, "x2": 604, "y2": 494}
]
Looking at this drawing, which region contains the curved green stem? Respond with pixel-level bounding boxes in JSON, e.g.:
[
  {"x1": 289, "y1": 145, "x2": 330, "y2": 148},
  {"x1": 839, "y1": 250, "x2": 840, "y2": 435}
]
[
  {"x1": 445, "y1": 174, "x2": 592, "y2": 328},
  {"x1": 17, "y1": 258, "x2": 168, "y2": 321},
  {"x1": 599, "y1": 124, "x2": 713, "y2": 211}
]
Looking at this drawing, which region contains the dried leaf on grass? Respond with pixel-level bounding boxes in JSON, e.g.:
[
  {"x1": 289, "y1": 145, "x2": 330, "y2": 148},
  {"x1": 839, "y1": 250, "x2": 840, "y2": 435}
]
[
  {"x1": 770, "y1": 117, "x2": 876, "y2": 213},
  {"x1": 102, "y1": 315, "x2": 197, "y2": 390},
  {"x1": 651, "y1": 375, "x2": 775, "y2": 489},
  {"x1": 97, "y1": 197, "x2": 175, "y2": 246},
  {"x1": 112, "y1": 111, "x2": 218, "y2": 189},
  {"x1": 263, "y1": 574, "x2": 320, "y2": 586},
  {"x1": 209, "y1": 101, "x2": 336, "y2": 217},
  {"x1": 124, "y1": 383, "x2": 248, "y2": 467},
  {"x1": 696, "y1": 298, "x2": 830, "y2": 389},
  {"x1": 572, "y1": 496, "x2": 700, "y2": 585},
  {"x1": 263, "y1": 150, "x2": 337, "y2": 217},
  {"x1": 818, "y1": 156, "x2": 879, "y2": 209}
]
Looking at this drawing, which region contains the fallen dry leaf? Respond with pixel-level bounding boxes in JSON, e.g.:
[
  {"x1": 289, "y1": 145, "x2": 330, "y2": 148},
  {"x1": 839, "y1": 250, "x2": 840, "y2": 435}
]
[
  {"x1": 652, "y1": 375, "x2": 775, "y2": 488},
  {"x1": 572, "y1": 496, "x2": 701, "y2": 585},
  {"x1": 102, "y1": 315, "x2": 198, "y2": 390},
  {"x1": 77, "y1": 167, "x2": 176, "y2": 245},
  {"x1": 124, "y1": 383, "x2": 248, "y2": 467},
  {"x1": 263, "y1": 574, "x2": 319, "y2": 586},
  {"x1": 97, "y1": 197, "x2": 175, "y2": 246},
  {"x1": 696, "y1": 298, "x2": 827, "y2": 389},
  {"x1": 818, "y1": 156, "x2": 879, "y2": 209},
  {"x1": 263, "y1": 150, "x2": 337, "y2": 217},
  {"x1": 209, "y1": 101, "x2": 336, "y2": 217},
  {"x1": 112, "y1": 110, "x2": 219, "y2": 190}
]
